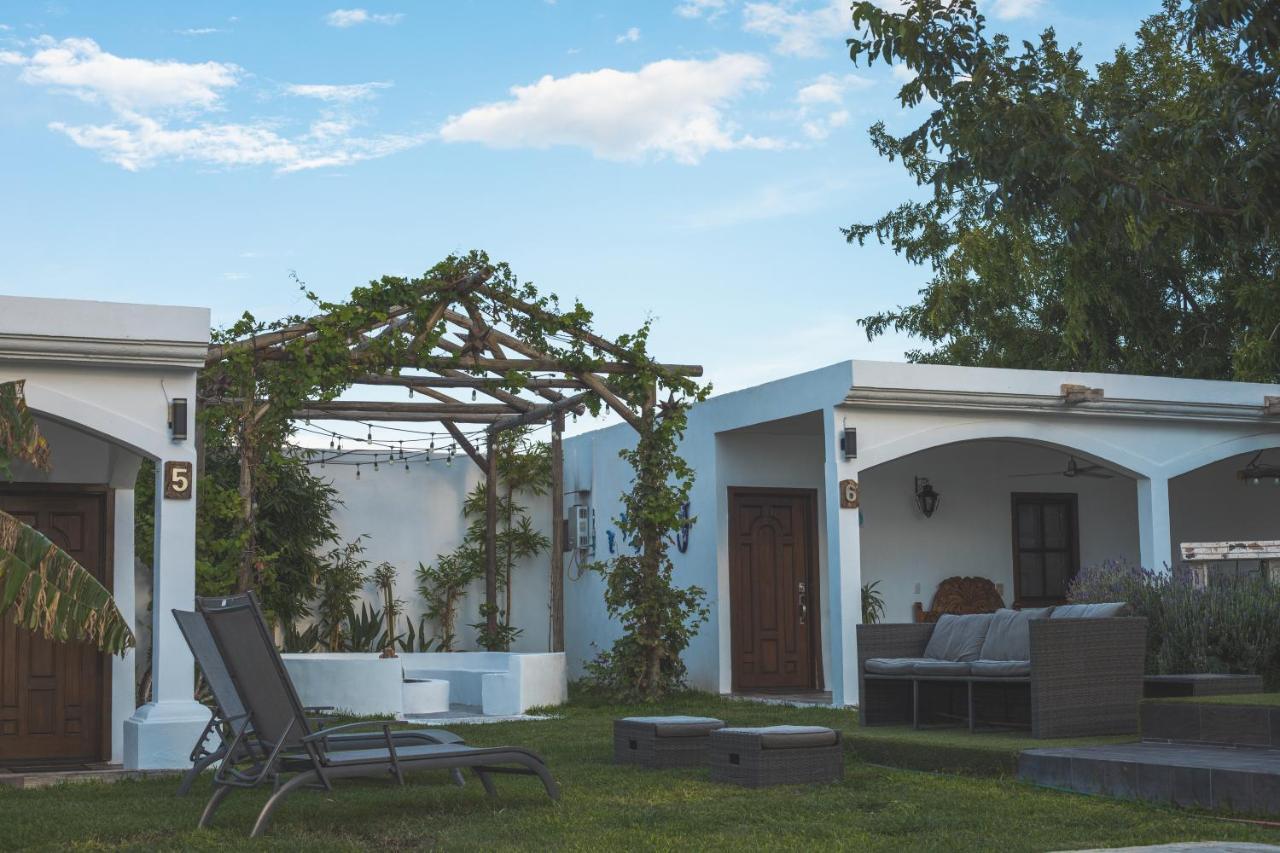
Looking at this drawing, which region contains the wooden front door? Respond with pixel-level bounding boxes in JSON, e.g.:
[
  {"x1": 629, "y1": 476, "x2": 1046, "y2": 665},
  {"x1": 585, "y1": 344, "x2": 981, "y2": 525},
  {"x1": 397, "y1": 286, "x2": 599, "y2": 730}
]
[
  {"x1": 729, "y1": 488, "x2": 820, "y2": 691},
  {"x1": 0, "y1": 489, "x2": 109, "y2": 766}
]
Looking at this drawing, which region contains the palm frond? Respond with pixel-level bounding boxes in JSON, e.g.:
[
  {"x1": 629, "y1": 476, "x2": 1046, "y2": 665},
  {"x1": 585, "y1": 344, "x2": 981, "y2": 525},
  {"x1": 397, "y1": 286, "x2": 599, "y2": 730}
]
[
  {"x1": 0, "y1": 380, "x2": 50, "y2": 477},
  {"x1": 0, "y1": 509, "x2": 135, "y2": 655}
]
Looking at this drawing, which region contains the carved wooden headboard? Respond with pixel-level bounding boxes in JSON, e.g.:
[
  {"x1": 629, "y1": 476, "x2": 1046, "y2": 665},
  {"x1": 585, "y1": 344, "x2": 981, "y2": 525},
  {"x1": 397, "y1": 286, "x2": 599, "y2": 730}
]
[{"x1": 912, "y1": 576, "x2": 1005, "y2": 623}]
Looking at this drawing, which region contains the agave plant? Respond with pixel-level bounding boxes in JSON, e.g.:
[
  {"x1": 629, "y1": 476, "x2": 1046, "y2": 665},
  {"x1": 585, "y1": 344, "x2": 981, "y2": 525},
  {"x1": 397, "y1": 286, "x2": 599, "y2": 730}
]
[{"x1": 0, "y1": 380, "x2": 133, "y2": 655}]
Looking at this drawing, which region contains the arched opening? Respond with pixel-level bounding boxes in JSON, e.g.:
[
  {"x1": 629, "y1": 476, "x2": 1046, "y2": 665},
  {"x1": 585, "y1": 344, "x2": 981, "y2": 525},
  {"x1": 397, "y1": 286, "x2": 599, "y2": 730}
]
[
  {"x1": 1170, "y1": 447, "x2": 1280, "y2": 579},
  {"x1": 858, "y1": 437, "x2": 1142, "y2": 622}
]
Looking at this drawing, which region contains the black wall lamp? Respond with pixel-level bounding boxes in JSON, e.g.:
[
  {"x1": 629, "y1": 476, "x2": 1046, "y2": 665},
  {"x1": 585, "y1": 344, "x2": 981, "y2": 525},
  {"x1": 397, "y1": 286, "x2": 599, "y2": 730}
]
[
  {"x1": 169, "y1": 397, "x2": 188, "y2": 442},
  {"x1": 841, "y1": 426, "x2": 857, "y2": 460},
  {"x1": 914, "y1": 476, "x2": 940, "y2": 518}
]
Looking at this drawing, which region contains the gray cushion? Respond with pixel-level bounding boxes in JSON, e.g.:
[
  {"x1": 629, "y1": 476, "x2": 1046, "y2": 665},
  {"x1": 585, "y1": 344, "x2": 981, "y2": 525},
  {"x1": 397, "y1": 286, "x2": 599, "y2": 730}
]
[
  {"x1": 717, "y1": 725, "x2": 838, "y2": 749},
  {"x1": 978, "y1": 608, "x2": 1036, "y2": 661},
  {"x1": 865, "y1": 657, "x2": 926, "y2": 675},
  {"x1": 910, "y1": 659, "x2": 970, "y2": 677},
  {"x1": 1049, "y1": 602, "x2": 1127, "y2": 619},
  {"x1": 922, "y1": 613, "x2": 992, "y2": 662},
  {"x1": 621, "y1": 715, "x2": 724, "y2": 737},
  {"x1": 970, "y1": 659, "x2": 1031, "y2": 678}
]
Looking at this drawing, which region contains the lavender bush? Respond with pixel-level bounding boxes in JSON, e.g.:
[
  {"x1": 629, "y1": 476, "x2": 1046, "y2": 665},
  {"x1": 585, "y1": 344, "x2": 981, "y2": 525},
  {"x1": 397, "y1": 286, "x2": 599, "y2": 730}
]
[{"x1": 1069, "y1": 559, "x2": 1280, "y2": 688}]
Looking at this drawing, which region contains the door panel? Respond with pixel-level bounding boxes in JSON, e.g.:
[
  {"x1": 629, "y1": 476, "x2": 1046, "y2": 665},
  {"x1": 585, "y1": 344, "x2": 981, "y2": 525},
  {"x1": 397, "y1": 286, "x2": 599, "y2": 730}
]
[
  {"x1": 0, "y1": 491, "x2": 108, "y2": 765},
  {"x1": 729, "y1": 490, "x2": 818, "y2": 690}
]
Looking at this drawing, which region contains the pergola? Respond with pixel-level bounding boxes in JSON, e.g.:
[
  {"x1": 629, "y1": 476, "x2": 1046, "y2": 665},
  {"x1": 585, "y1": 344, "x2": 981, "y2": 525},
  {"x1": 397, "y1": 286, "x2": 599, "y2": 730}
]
[{"x1": 201, "y1": 263, "x2": 703, "y2": 650}]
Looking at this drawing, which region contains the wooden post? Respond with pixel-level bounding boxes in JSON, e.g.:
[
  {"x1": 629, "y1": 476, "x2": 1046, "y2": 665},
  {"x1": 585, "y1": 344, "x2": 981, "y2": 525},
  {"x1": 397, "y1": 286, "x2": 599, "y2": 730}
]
[
  {"x1": 485, "y1": 430, "x2": 500, "y2": 640},
  {"x1": 550, "y1": 413, "x2": 565, "y2": 652}
]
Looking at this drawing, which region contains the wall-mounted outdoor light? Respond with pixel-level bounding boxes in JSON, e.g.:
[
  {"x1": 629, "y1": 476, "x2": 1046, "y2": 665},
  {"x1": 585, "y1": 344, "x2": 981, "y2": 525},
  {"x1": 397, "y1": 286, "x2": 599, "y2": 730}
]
[
  {"x1": 914, "y1": 476, "x2": 940, "y2": 518},
  {"x1": 675, "y1": 501, "x2": 691, "y2": 553},
  {"x1": 169, "y1": 397, "x2": 188, "y2": 442},
  {"x1": 841, "y1": 426, "x2": 857, "y2": 460}
]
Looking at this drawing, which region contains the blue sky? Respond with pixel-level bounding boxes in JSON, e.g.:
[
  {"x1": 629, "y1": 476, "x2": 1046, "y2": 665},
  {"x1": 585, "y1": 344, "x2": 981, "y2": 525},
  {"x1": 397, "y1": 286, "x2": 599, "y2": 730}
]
[{"x1": 1, "y1": 0, "x2": 1160, "y2": 400}]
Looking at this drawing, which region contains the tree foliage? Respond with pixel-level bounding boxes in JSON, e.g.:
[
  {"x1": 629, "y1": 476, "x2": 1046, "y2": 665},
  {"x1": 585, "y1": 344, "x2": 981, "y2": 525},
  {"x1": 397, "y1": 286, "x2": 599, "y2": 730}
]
[
  {"x1": 0, "y1": 381, "x2": 49, "y2": 478},
  {"x1": 847, "y1": 0, "x2": 1280, "y2": 381}
]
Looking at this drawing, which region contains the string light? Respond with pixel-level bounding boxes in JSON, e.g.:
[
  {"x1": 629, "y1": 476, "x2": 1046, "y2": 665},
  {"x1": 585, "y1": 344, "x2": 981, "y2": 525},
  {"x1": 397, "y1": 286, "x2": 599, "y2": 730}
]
[
  {"x1": 356, "y1": 464, "x2": 361, "y2": 478},
  {"x1": 373, "y1": 455, "x2": 379, "y2": 471}
]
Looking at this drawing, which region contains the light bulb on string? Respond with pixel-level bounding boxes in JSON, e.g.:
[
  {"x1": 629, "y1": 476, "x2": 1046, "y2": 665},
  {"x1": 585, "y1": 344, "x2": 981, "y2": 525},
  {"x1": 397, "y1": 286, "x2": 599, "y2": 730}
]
[
  {"x1": 329, "y1": 436, "x2": 335, "y2": 449},
  {"x1": 373, "y1": 455, "x2": 379, "y2": 471},
  {"x1": 356, "y1": 464, "x2": 361, "y2": 479},
  {"x1": 367, "y1": 425, "x2": 372, "y2": 443},
  {"x1": 472, "y1": 388, "x2": 477, "y2": 401}
]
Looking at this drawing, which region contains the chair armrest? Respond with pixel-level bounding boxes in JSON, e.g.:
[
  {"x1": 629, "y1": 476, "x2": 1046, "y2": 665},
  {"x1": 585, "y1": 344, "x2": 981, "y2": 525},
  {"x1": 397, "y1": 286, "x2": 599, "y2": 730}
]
[
  {"x1": 856, "y1": 623, "x2": 934, "y2": 666},
  {"x1": 301, "y1": 720, "x2": 396, "y2": 743},
  {"x1": 1028, "y1": 617, "x2": 1147, "y2": 738}
]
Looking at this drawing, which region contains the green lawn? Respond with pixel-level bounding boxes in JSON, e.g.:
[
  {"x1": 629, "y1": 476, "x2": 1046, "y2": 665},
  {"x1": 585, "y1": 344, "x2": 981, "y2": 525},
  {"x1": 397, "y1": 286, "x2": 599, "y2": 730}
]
[{"x1": 2, "y1": 692, "x2": 1278, "y2": 851}]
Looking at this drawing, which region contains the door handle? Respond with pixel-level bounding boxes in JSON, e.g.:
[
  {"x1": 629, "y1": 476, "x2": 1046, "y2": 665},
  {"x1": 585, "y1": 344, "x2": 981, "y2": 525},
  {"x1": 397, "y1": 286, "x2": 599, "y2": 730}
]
[{"x1": 797, "y1": 581, "x2": 808, "y2": 626}]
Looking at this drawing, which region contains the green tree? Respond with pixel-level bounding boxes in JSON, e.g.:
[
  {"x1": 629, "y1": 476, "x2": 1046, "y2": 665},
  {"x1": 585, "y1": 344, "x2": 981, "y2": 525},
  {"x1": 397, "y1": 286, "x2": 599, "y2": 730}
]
[
  {"x1": 846, "y1": 0, "x2": 1280, "y2": 381},
  {"x1": 314, "y1": 538, "x2": 369, "y2": 652}
]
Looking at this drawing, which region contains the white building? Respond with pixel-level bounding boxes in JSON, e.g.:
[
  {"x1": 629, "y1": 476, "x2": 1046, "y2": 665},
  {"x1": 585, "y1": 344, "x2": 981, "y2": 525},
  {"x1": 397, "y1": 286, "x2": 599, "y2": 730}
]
[
  {"x1": 561, "y1": 361, "x2": 1280, "y2": 707},
  {"x1": 0, "y1": 295, "x2": 209, "y2": 770}
]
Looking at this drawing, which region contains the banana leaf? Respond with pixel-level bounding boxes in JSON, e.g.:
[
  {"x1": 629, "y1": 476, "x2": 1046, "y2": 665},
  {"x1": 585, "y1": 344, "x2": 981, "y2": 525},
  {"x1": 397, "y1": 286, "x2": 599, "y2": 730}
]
[
  {"x1": 0, "y1": 509, "x2": 135, "y2": 655},
  {"x1": 0, "y1": 380, "x2": 50, "y2": 477}
]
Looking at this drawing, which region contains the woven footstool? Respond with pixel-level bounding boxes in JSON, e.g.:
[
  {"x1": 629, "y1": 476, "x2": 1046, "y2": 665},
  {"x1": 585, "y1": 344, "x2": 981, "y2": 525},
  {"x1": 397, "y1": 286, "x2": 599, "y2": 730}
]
[
  {"x1": 709, "y1": 726, "x2": 844, "y2": 788},
  {"x1": 613, "y1": 716, "x2": 726, "y2": 768}
]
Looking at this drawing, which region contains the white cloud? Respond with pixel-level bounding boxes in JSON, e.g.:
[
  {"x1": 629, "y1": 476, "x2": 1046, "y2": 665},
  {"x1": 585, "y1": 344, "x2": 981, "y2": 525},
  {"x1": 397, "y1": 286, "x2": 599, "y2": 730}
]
[
  {"x1": 48, "y1": 115, "x2": 428, "y2": 172},
  {"x1": 176, "y1": 27, "x2": 226, "y2": 36},
  {"x1": 795, "y1": 72, "x2": 869, "y2": 105},
  {"x1": 13, "y1": 36, "x2": 239, "y2": 113},
  {"x1": 0, "y1": 24, "x2": 12, "y2": 31},
  {"x1": 891, "y1": 63, "x2": 916, "y2": 83},
  {"x1": 742, "y1": 0, "x2": 849, "y2": 58},
  {"x1": 439, "y1": 54, "x2": 782, "y2": 165},
  {"x1": 988, "y1": 0, "x2": 1045, "y2": 20},
  {"x1": 793, "y1": 73, "x2": 865, "y2": 139},
  {"x1": 324, "y1": 8, "x2": 404, "y2": 27},
  {"x1": 675, "y1": 0, "x2": 728, "y2": 19},
  {"x1": 3, "y1": 36, "x2": 425, "y2": 172},
  {"x1": 285, "y1": 81, "x2": 391, "y2": 102},
  {"x1": 223, "y1": 272, "x2": 248, "y2": 280},
  {"x1": 615, "y1": 27, "x2": 640, "y2": 44}
]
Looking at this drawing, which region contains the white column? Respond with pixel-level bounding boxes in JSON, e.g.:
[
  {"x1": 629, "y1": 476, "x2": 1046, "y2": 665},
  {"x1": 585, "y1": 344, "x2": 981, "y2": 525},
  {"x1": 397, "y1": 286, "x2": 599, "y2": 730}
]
[
  {"x1": 107, "y1": 449, "x2": 141, "y2": 766},
  {"x1": 123, "y1": 455, "x2": 209, "y2": 769},
  {"x1": 824, "y1": 416, "x2": 862, "y2": 707},
  {"x1": 1137, "y1": 475, "x2": 1173, "y2": 572}
]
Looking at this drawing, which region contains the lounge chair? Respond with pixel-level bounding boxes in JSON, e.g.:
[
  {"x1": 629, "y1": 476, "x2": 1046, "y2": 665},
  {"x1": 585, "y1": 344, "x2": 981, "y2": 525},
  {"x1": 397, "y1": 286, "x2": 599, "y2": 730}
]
[
  {"x1": 173, "y1": 597, "x2": 466, "y2": 796},
  {"x1": 195, "y1": 594, "x2": 560, "y2": 837}
]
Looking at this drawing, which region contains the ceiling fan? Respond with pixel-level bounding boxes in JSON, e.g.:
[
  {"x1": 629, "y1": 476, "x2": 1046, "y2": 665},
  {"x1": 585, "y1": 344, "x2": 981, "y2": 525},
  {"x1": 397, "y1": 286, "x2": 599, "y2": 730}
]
[{"x1": 1011, "y1": 455, "x2": 1114, "y2": 479}]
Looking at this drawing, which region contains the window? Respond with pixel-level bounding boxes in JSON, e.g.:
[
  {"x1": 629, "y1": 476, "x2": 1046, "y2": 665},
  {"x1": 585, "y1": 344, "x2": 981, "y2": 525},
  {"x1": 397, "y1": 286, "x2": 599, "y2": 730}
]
[{"x1": 1011, "y1": 493, "x2": 1079, "y2": 606}]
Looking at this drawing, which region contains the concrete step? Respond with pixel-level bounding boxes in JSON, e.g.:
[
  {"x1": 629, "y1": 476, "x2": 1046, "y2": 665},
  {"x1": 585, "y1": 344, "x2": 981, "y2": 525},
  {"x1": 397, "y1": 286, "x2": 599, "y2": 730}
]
[{"x1": 1019, "y1": 742, "x2": 1280, "y2": 816}]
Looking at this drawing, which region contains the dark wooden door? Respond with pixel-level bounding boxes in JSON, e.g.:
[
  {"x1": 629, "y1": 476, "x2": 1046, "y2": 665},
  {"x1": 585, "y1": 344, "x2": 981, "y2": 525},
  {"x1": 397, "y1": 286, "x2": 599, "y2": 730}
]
[
  {"x1": 0, "y1": 490, "x2": 108, "y2": 765},
  {"x1": 729, "y1": 489, "x2": 819, "y2": 691}
]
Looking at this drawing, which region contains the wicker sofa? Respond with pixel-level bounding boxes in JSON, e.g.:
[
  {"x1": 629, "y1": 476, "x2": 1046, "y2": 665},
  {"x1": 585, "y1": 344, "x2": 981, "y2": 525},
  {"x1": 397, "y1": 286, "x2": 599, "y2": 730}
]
[{"x1": 857, "y1": 606, "x2": 1147, "y2": 739}]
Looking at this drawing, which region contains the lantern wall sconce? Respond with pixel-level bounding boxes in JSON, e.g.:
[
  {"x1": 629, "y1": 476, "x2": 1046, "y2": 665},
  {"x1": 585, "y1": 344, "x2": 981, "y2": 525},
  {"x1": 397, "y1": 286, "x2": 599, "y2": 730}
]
[
  {"x1": 169, "y1": 397, "x2": 188, "y2": 442},
  {"x1": 1238, "y1": 451, "x2": 1280, "y2": 486},
  {"x1": 914, "y1": 476, "x2": 940, "y2": 518}
]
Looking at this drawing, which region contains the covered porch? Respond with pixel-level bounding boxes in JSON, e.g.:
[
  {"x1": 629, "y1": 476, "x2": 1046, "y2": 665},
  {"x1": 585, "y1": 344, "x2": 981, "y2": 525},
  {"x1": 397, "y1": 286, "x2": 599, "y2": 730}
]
[{"x1": 0, "y1": 296, "x2": 210, "y2": 770}]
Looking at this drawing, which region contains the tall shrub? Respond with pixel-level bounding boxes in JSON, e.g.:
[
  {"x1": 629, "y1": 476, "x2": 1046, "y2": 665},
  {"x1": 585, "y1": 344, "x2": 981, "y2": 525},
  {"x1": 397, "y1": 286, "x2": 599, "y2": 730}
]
[{"x1": 1070, "y1": 560, "x2": 1280, "y2": 687}]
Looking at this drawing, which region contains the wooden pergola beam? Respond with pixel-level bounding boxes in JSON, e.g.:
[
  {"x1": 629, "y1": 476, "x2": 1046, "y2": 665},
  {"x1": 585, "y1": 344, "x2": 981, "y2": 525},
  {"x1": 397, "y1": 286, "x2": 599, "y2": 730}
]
[
  {"x1": 294, "y1": 410, "x2": 502, "y2": 423},
  {"x1": 354, "y1": 375, "x2": 589, "y2": 390},
  {"x1": 301, "y1": 401, "x2": 517, "y2": 415},
  {"x1": 488, "y1": 391, "x2": 594, "y2": 433}
]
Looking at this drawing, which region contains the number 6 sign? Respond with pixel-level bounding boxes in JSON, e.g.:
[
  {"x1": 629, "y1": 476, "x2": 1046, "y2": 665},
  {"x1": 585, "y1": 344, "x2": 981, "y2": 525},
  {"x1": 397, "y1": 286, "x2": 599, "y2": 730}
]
[
  {"x1": 839, "y1": 478, "x2": 859, "y2": 509},
  {"x1": 164, "y1": 461, "x2": 193, "y2": 500}
]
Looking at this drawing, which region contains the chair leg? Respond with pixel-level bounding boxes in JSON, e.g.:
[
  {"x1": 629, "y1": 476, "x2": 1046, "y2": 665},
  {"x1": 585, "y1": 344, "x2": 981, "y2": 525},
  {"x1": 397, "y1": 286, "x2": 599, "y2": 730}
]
[
  {"x1": 197, "y1": 784, "x2": 235, "y2": 829},
  {"x1": 912, "y1": 679, "x2": 920, "y2": 729},
  {"x1": 450, "y1": 768, "x2": 466, "y2": 788},
  {"x1": 521, "y1": 758, "x2": 560, "y2": 802},
  {"x1": 177, "y1": 753, "x2": 215, "y2": 797},
  {"x1": 472, "y1": 767, "x2": 498, "y2": 796},
  {"x1": 967, "y1": 681, "x2": 975, "y2": 733},
  {"x1": 250, "y1": 770, "x2": 320, "y2": 839}
]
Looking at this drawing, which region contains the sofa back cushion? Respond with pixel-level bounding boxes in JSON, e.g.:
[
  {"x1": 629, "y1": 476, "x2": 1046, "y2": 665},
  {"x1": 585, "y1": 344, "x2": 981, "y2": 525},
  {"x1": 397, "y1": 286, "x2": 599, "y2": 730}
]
[
  {"x1": 978, "y1": 609, "x2": 1031, "y2": 661},
  {"x1": 1050, "y1": 601, "x2": 1127, "y2": 619},
  {"x1": 922, "y1": 613, "x2": 992, "y2": 661}
]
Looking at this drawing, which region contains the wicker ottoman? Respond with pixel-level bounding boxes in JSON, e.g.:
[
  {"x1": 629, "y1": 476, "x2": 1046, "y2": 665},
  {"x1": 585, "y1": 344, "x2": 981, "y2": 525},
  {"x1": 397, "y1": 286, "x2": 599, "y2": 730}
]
[
  {"x1": 613, "y1": 716, "x2": 725, "y2": 768},
  {"x1": 709, "y1": 726, "x2": 844, "y2": 788}
]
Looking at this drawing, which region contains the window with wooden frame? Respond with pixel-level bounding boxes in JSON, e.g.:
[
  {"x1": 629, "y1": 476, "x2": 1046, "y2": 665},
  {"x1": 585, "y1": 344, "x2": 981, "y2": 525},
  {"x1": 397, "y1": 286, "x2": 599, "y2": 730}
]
[{"x1": 1011, "y1": 493, "x2": 1080, "y2": 606}]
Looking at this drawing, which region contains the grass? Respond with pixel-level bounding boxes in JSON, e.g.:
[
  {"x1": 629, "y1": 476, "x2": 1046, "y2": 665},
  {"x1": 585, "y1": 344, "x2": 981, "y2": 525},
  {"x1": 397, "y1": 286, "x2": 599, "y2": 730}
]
[
  {"x1": 2, "y1": 692, "x2": 1279, "y2": 851},
  {"x1": 1148, "y1": 692, "x2": 1280, "y2": 707}
]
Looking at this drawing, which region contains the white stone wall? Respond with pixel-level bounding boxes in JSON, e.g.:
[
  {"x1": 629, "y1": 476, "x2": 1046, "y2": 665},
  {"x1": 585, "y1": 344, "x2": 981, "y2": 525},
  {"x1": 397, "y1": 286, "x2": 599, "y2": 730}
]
[{"x1": 310, "y1": 451, "x2": 555, "y2": 653}]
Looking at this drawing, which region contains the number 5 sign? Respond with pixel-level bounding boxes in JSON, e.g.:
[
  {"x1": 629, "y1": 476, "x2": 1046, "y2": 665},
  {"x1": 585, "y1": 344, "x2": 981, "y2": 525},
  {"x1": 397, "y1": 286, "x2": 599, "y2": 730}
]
[{"x1": 164, "y1": 461, "x2": 194, "y2": 500}]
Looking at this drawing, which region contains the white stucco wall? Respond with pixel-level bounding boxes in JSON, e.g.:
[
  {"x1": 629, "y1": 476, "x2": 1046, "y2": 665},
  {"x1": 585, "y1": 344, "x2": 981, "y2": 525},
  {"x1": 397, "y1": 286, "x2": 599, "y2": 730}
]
[{"x1": 310, "y1": 451, "x2": 554, "y2": 653}]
